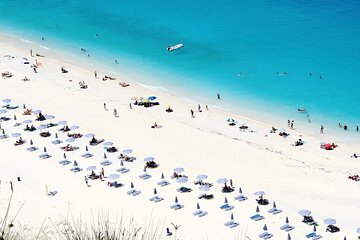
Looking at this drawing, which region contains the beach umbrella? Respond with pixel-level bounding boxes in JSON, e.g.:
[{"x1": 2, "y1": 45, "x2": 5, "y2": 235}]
[
  {"x1": 45, "y1": 114, "x2": 55, "y2": 120},
  {"x1": 174, "y1": 167, "x2": 184, "y2": 174},
  {"x1": 13, "y1": 115, "x2": 17, "y2": 120},
  {"x1": 161, "y1": 173, "x2": 165, "y2": 179},
  {"x1": 324, "y1": 218, "x2": 336, "y2": 225},
  {"x1": 11, "y1": 133, "x2": 21, "y2": 137},
  {"x1": 103, "y1": 153, "x2": 107, "y2": 159},
  {"x1": 175, "y1": 196, "x2": 178, "y2": 203},
  {"x1": 263, "y1": 224, "x2": 268, "y2": 231},
  {"x1": 148, "y1": 96, "x2": 157, "y2": 101},
  {"x1": 85, "y1": 133, "x2": 95, "y2": 138},
  {"x1": 33, "y1": 110, "x2": 42, "y2": 114},
  {"x1": 196, "y1": 203, "x2": 200, "y2": 209},
  {"x1": 0, "y1": 109, "x2": 7, "y2": 114},
  {"x1": 70, "y1": 125, "x2": 79, "y2": 130},
  {"x1": 86, "y1": 166, "x2": 96, "y2": 171},
  {"x1": 287, "y1": 233, "x2": 291, "y2": 240},
  {"x1": 227, "y1": 118, "x2": 235, "y2": 122},
  {"x1": 144, "y1": 157, "x2": 154, "y2": 162},
  {"x1": 120, "y1": 160, "x2": 124, "y2": 166},
  {"x1": 66, "y1": 138, "x2": 75, "y2": 142},
  {"x1": 154, "y1": 188, "x2": 157, "y2": 195},
  {"x1": 108, "y1": 173, "x2": 120, "y2": 179},
  {"x1": 103, "y1": 141, "x2": 113, "y2": 146},
  {"x1": 58, "y1": 120, "x2": 67, "y2": 125},
  {"x1": 37, "y1": 125, "x2": 47, "y2": 130},
  {"x1": 122, "y1": 149, "x2": 133, "y2": 155},
  {"x1": 74, "y1": 161, "x2": 78, "y2": 167},
  {"x1": 30, "y1": 139, "x2": 33, "y2": 145},
  {"x1": 130, "y1": 182, "x2": 134, "y2": 189},
  {"x1": 176, "y1": 177, "x2": 188, "y2": 184},
  {"x1": 2, "y1": 99, "x2": 11, "y2": 103},
  {"x1": 254, "y1": 191, "x2": 266, "y2": 196},
  {"x1": 44, "y1": 147, "x2": 47, "y2": 152},
  {"x1": 217, "y1": 178, "x2": 228, "y2": 184},
  {"x1": 357, "y1": 227, "x2": 360, "y2": 233},
  {"x1": 23, "y1": 119, "x2": 32, "y2": 124},
  {"x1": 196, "y1": 174, "x2": 208, "y2": 180},
  {"x1": 199, "y1": 185, "x2": 210, "y2": 192},
  {"x1": 224, "y1": 197, "x2": 228, "y2": 203},
  {"x1": 256, "y1": 206, "x2": 260, "y2": 213},
  {"x1": 285, "y1": 216, "x2": 289, "y2": 224},
  {"x1": 298, "y1": 209, "x2": 311, "y2": 216}
]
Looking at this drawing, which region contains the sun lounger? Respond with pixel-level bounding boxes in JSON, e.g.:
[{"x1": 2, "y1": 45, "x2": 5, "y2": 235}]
[
  {"x1": 177, "y1": 187, "x2": 192, "y2": 193},
  {"x1": 0, "y1": 134, "x2": 9, "y2": 139},
  {"x1": 198, "y1": 211, "x2": 208, "y2": 217},
  {"x1": 100, "y1": 160, "x2": 112, "y2": 166},
  {"x1": 229, "y1": 222, "x2": 239, "y2": 228},
  {"x1": 198, "y1": 194, "x2": 214, "y2": 199},
  {"x1": 132, "y1": 190, "x2": 141, "y2": 196},
  {"x1": 70, "y1": 167, "x2": 82, "y2": 173},
  {"x1": 51, "y1": 139, "x2": 63, "y2": 145},
  {"x1": 280, "y1": 224, "x2": 294, "y2": 232},
  {"x1": 193, "y1": 209, "x2": 202, "y2": 216},
  {"x1": 170, "y1": 203, "x2": 183, "y2": 210},
  {"x1": 127, "y1": 189, "x2": 141, "y2": 196},
  {"x1": 149, "y1": 196, "x2": 163, "y2": 202},
  {"x1": 39, "y1": 153, "x2": 52, "y2": 159},
  {"x1": 312, "y1": 235, "x2": 322, "y2": 240},
  {"x1": 224, "y1": 220, "x2": 234, "y2": 226},
  {"x1": 261, "y1": 233, "x2": 273, "y2": 239},
  {"x1": 26, "y1": 146, "x2": 38, "y2": 152},
  {"x1": 220, "y1": 203, "x2": 234, "y2": 211},
  {"x1": 139, "y1": 173, "x2": 151, "y2": 179},
  {"x1": 116, "y1": 167, "x2": 130, "y2": 174},
  {"x1": 157, "y1": 180, "x2": 170, "y2": 186},
  {"x1": 59, "y1": 160, "x2": 71, "y2": 165},
  {"x1": 81, "y1": 152, "x2": 93, "y2": 158},
  {"x1": 268, "y1": 207, "x2": 282, "y2": 214},
  {"x1": 259, "y1": 232, "x2": 271, "y2": 238},
  {"x1": 234, "y1": 194, "x2": 248, "y2": 201},
  {"x1": 48, "y1": 190, "x2": 58, "y2": 196},
  {"x1": 250, "y1": 214, "x2": 264, "y2": 221}
]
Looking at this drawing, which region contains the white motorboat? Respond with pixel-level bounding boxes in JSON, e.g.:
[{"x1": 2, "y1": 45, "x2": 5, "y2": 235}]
[{"x1": 167, "y1": 43, "x2": 183, "y2": 51}]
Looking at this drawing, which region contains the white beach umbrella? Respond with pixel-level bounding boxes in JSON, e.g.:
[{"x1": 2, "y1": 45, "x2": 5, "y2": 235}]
[
  {"x1": 11, "y1": 133, "x2": 21, "y2": 137},
  {"x1": 33, "y1": 110, "x2": 42, "y2": 114},
  {"x1": 2, "y1": 98, "x2": 11, "y2": 103},
  {"x1": 103, "y1": 141, "x2": 113, "y2": 146},
  {"x1": 176, "y1": 177, "x2": 188, "y2": 184},
  {"x1": 45, "y1": 114, "x2": 55, "y2": 120},
  {"x1": 0, "y1": 109, "x2": 7, "y2": 114},
  {"x1": 298, "y1": 209, "x2": 311, "y2": 216},
  {"x1": 217, "y1": 178, "x2": 228, "y2": 184},
  {"x1": 66, "y1": 138, "x2": 75, "y2": 142},
  {"x1": 58, "y1": 120, "x2": 67, "y2": 125},
  {"x1": 324, "y1": 218, "x2": 336, "y2": 225},
  {"x1": 356, "y1": 227, "x2": 360, "y2": 233},
  {"x1": 144, "y1": 157, "x2": 154, "y2": 162},
  {"x1": 70, "y1": 125, "x2": 79, "y2": 130},
  {"x1": 122, "y1": 149, "x2": 133, "y2": 155},
  {"x1": 86, "y1": 166, "x2": 96, "y2": 171},
  {"x1": 109, "y1": 174, "x2": 120, "y2": 180},
  {"x1": 23, "y1": 119, "x2": 32, "y2": 124},
  {"x1": 196, "y1": 174, "x2": 208, "y2": 180},
  {"x1": 199, "y1": 185, "x2": 210, "y2": 192},
  {"x1": 254, "y1": 191, "x2": 266, "y2": 196},
  {"x1": 85, "y1": 133, "x2": 95, "y2": 138},
  {"x1": 174, "y1": 167, "x2": 184, "y2": 174}
]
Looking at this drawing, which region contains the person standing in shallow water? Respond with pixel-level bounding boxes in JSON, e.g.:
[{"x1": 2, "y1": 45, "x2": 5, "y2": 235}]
[
  {"x1": 190, "y1": 109, "x2": 194, "y2": 118},
  {"x1": 217, "y1": 93, "x2": 221, "y2": 100},
  {"x1": 320, "y1": 125, "x2": 324, "y2": 134}
]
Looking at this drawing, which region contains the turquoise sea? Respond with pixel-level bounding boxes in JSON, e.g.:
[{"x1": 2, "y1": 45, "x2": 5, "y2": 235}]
[{"x1": 1, "y1": 0, "x2": 359, "y2": 133}]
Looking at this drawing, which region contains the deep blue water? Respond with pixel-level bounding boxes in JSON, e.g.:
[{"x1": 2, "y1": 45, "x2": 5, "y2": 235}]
[{"x1": 1, "y1": 0, "x2": 360, "y2": 130}]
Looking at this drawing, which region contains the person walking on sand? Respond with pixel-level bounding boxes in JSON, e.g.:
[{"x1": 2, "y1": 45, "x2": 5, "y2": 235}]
[
  {"x1": 129, "y1": 103, "x2": 132, "y2": 109},
  {"x1": 230, "y1": 179, "x2": 233, "y2": 188},
  {"x1": 113, "y1": 109, "x2": 118, "y2": 117},
  {"x1": 291, "y1": 120, "x2": 294, "y2": 129},
  {"x1": 198, "y1": 104, "x2": 202, "y2": 112},
  {"x1": 217, "y1": 93, "x2": 221, "y2": 100},
  {"x1": 85, "y1": 176, "x2": 89, "y2": 187},
  {"x1": 206, "y1": 105, "x2": 209, "y2": 110},
  {"x1": 103, "y1": 103, "x2": 107, "y2": 111},
  {"x1": 101, "y1": 167, "x2": 105, "y2": 178},
  {"x1": 190, "y1": 109, "x2": 194, "y2": 118},
  {"x1": 320, "y1": 125, "x2": 324, "y2": 134},
  {"x1": 30, "y1": 49, "x2": 33, "y2": 57},
  {"x1": 94, "y1": 71, "x2": 97, "y2": 79}
]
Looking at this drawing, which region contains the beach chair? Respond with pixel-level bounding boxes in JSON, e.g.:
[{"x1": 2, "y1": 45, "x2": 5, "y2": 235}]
[
  {"x1": 149, "y1": 196, "x2": 163, "y2": 202},
  {"x1": 59, "y1": 160, "x2": 71, "y2": 165},
  {"x1": 157, "y1": 180, "x2": 170, "y2": 186},
  {"x1": 198, "y1": 211, "x2": 207, "y2": 217},
  {"x1": 100, "y1": 160, "x2": 112, "y2": 166},
  {"x1": 220, "y1": 203, "x2": 234, "y2": 211},
  {"x1": 26, "y1": 146, "x2": 38, "y2": 152},
  {"x1": 234, "y1": 194, "x2": 248, "y2": 201},
  {"x1": 132, "y1": 190, "x2": 141, "y2": 196},
  {"x1": 110, "y1": 181, "x2": 123, "y2": 188},
  {"x1": 51, "y1": 139, "x2": 62, "y2": 145},
  {"x1": 280, "y1": 224, "x2": 294, "y2": 232},
  {"x1": 70, "y1": 167, "x2": 82, "y2": 173},
  {"x1": 312, "y1": 235, "x2": 322, "y2": 240},
  {"x1": 250, "y1": 214, "x2": 264, "y2": 221},
  {"x1": 0, "y1": 134, "x2": 9, "y2": 139},
  {"x1": 268, "y1": 207, "x2": 282, "y2": 215},
  {"x1": 224, "y1": 220, "x2": 234, "y2": 226},
  {"x1": 170, "y1": 203, "x2": 183, "y2": 210},
  {"x1": 117, "y1": 167, "x2": 130, "y2": 174},
  {"x1": 229, "y1": 222, "x2": 239, "y2": 228},
  {"x1": 139, "y1": 173, "x2": 151, "y2": 180},
  {"x1": 39, "y1": 153, "x2": 52, "y2": 159},
  {"x1": 48, "y1": 190, "x2": 58, "y2": 196},
  {"x1": 81, "y1": 152, "x2": 93, "y2": 158},
  {"x1": 261, "y1": 233, "x2": 273, "y2": 239}
]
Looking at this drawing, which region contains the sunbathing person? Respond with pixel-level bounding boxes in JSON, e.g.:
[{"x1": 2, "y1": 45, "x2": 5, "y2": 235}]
[
  {"x1": 294, "y1": 139, "x2": 304, "y2": 146},
  {"x1": 36, "y1": 112, "x2": 46, "y2": 121},
  {"x1": 22, "y1": 109, "x2": 32, "y2": 115},
  {"x1": 60, "y1": 144, "x2": 74, "y2": 151},
  {"x1": 270, "y1": 126, "x2": 277, "y2": 133},
  {"x1": 89, "y1": 137, "x2": 104, "y2": 145},
  {"x1": 89, "y1": 171, "x2": 99, "y2": 180},
  {"x1": 171, "y1": 172, "x2": 188, "y2": 179},
  {"x1": 145, "y1": 160, "x2": 158, "y2": 168},
  {"x1": 279, "y1": 131, "x2": 289, "y2": 137},
  {"x1": 119, "y1": 82, "x2": 129, "y2": 87},
  {"x1": 351, "y1": 153, "x2": 359, "y2": 158},
  {"x1": 256, "y1": 195, "x2": 269, "y2": 205},
  {"x1": 59, "y1": 125, "x2": 71, "y2": 132},
  {"x1": 14, "y1": 137, "x2": 25, "y2": 146},
  {"x1": 36, "y1": 53, "x2": 45, "y2": 57},
  {"x1": 40, "y1": 131, "x2": 51, "y2": 137},
  {"x1": 222, "y1": 184, "x2": 234, "y2": 193},
  {"x1": 166, "y1": 106, "x2": 173, "y2": 113},
  {"x1": 68, "y1": 133, "x2": 83, "y2": 139},
  {"x1": 302, "y1": 215, "x2": 316, "y2": 225},
  {"x1": 106, "y1": 146, "x2": 118, "y2": 153},
  {"x1": 198, "y1": 193, "x2": 214, "y2": 199}
]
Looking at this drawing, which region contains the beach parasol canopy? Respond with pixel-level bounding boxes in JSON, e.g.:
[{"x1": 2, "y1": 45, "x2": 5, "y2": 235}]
[
  {"x1": 103, "y1": 141, "x2": 113, "y2": 146},
  {"x1": 324, "y1": 218, "x2": 336, "y2": 225},
  {"x1": 37, "y1": 125, "x2": 47, "y2": 131},
  {"x1": 357, "y1": 227, "x2": 360, "y2": 233},
  {"x1": 33, "y1": 110, "x2": 42, "y2": 114},
  {"x1": 108, "y1": 173, "x2": 120, "y2": 179},
  {"x1": 298, "y1": 209, "x2": 312, "y2": 216},
  {"x1": 85, "y1": 133, "x2": 95, "y2": 138},
  {"x1": 70, "y1": 125, "x2": 79, "y2": 130},
  {"x1": 122, "y1": 149, "x2": 133, "y2": 155},
  {"x1": 58, "y1": 120, "x2": 67, "y2": 125},
  {"x1": 254, "y1": 191, "x2": 266, "y2": 196},
  {"x1": 11, "y1": 133, "x2": 21, "y2": 138},
  {"x1": 176, "y1": 177, "x2": 188, "y2": 184},
  {"x1": 65, "y1": 138, "x2": 75, "y2": 142},
  {"x1": 86, "y1": 166, "x2": 96, "y2": 171},
  {"x1": 45, "y1": 114, "x2": 55, "y2": 120},
  {"x1": 227, "y1": 118, "x2": 235, "y2": 122},
  {"x1": 23, "y1": 119, "x2": 32, "y2": 124},
  {"x1": 148, "y1": 96, "x2": 157, "y2": 101},
  {"x1": 199, "y1": 185, "x2": 210, "y2": 192},
  {"x1": 131, "y1": 97, "x2": 138, "y2": 101},
  {"x1": 0, "y1": 109, "x2": 7, "y2": 114},
  {"x1": 2, "y1": 98, "x2": 11, "y2": 103},
  {"x1": 196, "y1": 174, "x2": 208, "y2": 180},
  {"x1": 144, "y1": 157, "x2": 154, "y2": 162},
  {"x1": 174, "y1": 167, "x2": 184, "y2": 174},
  {"x1": 217, "y1": 178, "x2": 228, "y2": 184}
]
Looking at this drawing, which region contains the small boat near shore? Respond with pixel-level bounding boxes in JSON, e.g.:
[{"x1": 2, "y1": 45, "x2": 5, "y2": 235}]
[{"x1": 167, "y1": 43, "x2": 183, "y2": 51}]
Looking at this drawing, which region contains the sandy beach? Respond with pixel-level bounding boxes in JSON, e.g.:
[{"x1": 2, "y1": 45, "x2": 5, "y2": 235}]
[{"x1": 1, "y1": 32, "x2": 360, "y2": 240}]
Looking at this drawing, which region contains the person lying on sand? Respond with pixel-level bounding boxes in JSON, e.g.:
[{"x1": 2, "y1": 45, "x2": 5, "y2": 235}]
[
  {"x1": 36, "y1": 113, "x2": 46, "y2": 121},
  {"x1": 166, "y1": 106, "x2": 173, "y2": 113},
  {"x1": 59, "y1": 125, "x2": 70, "y2": 132},
  {"x1": 40, "y1": 131, "x2": 51, "y2": 137},
  {"x1": 351, "y1": 153, "x2": 358, "y2": 158},
  {"x1": 270, "y1": 126, "x2": 277, "y2": 133},
  {"x1": 119, "y1": 82, "x2": 129, "y2": 87},
  {"x1": 14, "y1": 137, "x2": 25, "y2": 146},
  {"x1": 293, "y1": 139, "x2": 304, "y2": 146},
  {"x1": 1, "y1": 71, "x2": 13, "y2": 78},
  {"x1": 145, "y1": 160, "x2": 158, "y2": 168},
  {"x1": 89, "y1": 137, "x2": 104, "y2": 145},
  {"x1": 61, "y1": 67, "x2": 68, "y2": 73},
  {"x1": 67, "y1": 133, "x2": 83, "y2": 139},
  {"x1": 151, "y1": 122, "x2": 158, "y2": 129},
  {"x1": 171, "y1": 172, "x2": 188, "y2": 179},
  {"x1": 36, "y1": 53, "x2": 45, "y2": 57},
  {"x1": 22, "y1": 109, "x2": 32, "y2": 115},
  {"x1": 60, "y1": 144, "x2": 75, "y2": 151}
]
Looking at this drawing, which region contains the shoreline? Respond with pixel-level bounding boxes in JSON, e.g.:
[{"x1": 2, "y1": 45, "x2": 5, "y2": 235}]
[
  {"x1": 1, "y1": 30, "x2": 360, "y2": 239},
  {"x1": 0, "y1": 28, "x2": 359, "y2": 146}
]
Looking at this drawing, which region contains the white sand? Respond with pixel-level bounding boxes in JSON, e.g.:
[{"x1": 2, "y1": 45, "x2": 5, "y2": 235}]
[{"x1": 0, "y1": 32, "x2": 360, "y2": 240}]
